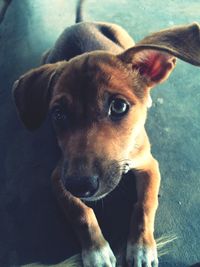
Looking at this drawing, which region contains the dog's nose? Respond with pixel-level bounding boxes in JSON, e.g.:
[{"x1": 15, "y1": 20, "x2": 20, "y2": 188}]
[{"x1": 64, "y1": 175, "x2": 99, "y2": 198}]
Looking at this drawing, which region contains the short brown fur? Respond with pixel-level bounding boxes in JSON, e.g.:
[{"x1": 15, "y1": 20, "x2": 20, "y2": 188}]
[{"x1": 12, "y1": 2, "x2": 200, "y2": 266}]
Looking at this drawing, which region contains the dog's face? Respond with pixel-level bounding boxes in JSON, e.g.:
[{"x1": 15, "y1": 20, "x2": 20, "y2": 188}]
[
  {"x1": 49, "y1": 53, "x2": 150, "y2": 200},
  {"x1": 13, "y1": 49, "x2": 176, "y2": 201}
]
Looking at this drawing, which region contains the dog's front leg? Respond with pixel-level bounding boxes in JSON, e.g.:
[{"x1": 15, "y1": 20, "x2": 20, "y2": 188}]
[
  {"x1": 126, "y1": 157, "x2": 160, "y2": 267},
  {"x1": 52, "y1": 164, "x2": 116, "y2": 267}
]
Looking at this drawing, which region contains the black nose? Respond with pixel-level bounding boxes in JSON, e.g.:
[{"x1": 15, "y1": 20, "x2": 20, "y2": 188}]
[{"x1": 64, "y1": 175, "x2": 99, "y2": 198}]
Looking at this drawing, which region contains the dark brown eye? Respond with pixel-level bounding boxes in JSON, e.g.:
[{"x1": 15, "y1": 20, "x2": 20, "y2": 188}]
[
  {"x1": 109, "y1": 98, "x2": 129, "y2": 120},
  {"x1": 52, "y1": 107, "x2": 67, "y2": 122}
]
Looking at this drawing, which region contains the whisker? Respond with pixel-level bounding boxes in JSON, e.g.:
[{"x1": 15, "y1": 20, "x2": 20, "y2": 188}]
[{"x1": 134, "y1": 143, "x2": 140, "y2": 149}]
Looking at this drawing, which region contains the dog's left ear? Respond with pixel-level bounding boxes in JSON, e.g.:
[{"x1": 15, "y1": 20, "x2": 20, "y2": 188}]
[
  {"x1": 118, "y1": 22, "x2": 200, "y2": 88},
  {"x1": 13, "y1": 62, "x2": 65, "y2": 131}
]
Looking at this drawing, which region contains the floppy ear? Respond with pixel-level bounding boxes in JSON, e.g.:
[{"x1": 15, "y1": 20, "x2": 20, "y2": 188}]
[
  {"x1": 118, "y1": 23, "x2": 200, "y2": 87},
  {"x1": 12, "y1": 62, "x2": 65, "y2": 131}
]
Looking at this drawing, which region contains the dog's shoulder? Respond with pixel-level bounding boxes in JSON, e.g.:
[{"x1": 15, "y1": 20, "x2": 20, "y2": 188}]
[{"x1": 44, "y1": 21, "x2": 135, "y2": 64}]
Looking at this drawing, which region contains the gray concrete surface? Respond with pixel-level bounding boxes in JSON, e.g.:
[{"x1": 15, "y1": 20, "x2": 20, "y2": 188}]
[{"x1": 0, "y1": 0, "x2": 200, "y2": 266}]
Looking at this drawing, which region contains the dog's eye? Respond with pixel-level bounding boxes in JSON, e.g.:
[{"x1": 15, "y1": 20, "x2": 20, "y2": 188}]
[
  {"x1": 52, "y1": 107, "x2": 67, "y2": 122},
  {"x1": 109, "y1": 98, "x2": 129, "y2": 120}
]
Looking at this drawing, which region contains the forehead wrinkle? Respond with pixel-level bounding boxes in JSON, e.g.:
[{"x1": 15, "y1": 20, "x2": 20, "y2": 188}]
[
  {"x1": 64, "y1": 65, "x2": 107, "y2": 123},
  {"x1": 49, "y1": 93, "x2": 72, "y2": 109},
  {"x1": 96, "y1": 62, "x2": 141, "y2": 103}
]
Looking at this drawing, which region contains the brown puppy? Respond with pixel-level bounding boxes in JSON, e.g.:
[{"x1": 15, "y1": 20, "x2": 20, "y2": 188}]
[{"x1": 12, "y1": 1, "x2": 200, "y2": 266}]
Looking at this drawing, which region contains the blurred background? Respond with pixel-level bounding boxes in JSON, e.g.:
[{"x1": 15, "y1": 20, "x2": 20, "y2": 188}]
[{"x1": 0, "y1": 0, "x2": 199, "y2": 266}]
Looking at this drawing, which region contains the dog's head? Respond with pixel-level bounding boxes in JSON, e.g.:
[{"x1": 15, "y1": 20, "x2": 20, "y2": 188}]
[{"x1": 13, "y1": 23, "x2": 200, "y2": 201}]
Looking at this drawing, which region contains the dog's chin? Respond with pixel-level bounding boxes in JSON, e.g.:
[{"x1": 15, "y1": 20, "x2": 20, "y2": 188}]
[
  {"x1": 80, "y1": 191, "x2": 110, "y2": 202},
  {"x1": 80, "y1": 177, "x2": 123, "y2": 202}
]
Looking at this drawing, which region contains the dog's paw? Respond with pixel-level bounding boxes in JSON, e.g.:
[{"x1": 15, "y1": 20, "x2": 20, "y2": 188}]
[
  {"x1": 82, "y1": 241, "x2": 116, "y2": 267},
  {"x1": 126, "y1": 242, "x2": 158, "y2": 267}
]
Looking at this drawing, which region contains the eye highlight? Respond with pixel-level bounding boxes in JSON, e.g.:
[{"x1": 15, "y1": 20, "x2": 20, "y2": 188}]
[
  {"x1": 108, "y1": 97, "x2": 130, "y2": 120},
  {"x1": 51, "y1": 106, "x2": 67, "y2": 122}
]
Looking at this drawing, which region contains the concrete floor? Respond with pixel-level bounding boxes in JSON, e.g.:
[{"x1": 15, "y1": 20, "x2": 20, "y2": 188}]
[{"x1": 0, "y1": 0, "x2": 200, "y2": 266}]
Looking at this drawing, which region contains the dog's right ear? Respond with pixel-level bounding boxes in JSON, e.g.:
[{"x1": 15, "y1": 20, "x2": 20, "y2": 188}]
[
  {"x1": 118, "y1": 23, "x2": 200, "y2": 88},
  {"x1": 13, "y1": 62, "x2": 65, "y2": 131}
]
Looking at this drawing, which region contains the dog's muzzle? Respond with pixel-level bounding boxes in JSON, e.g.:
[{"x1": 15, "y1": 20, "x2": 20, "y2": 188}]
[{"x1": 63, "y1": 175, "x2": 99, "y2": 198}]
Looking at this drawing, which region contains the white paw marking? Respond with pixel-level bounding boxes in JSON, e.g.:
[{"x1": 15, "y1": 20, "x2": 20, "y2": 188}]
[
  {"x1": 126, "y1": 243, "x2": 158, "y2": 267},
  {"x1": 82, "y1": 242, "x2": 116, "y2": 267}
]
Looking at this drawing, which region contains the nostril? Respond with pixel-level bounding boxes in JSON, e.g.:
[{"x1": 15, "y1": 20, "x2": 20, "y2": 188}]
[{"x1": 64, "y1": 175, "x2": 99, "y2": 198}]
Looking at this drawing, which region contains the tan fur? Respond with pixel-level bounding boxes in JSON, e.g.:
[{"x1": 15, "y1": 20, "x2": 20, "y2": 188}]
[{"x1": 13, "y1": 20, "x2": 200, "y2": 267}]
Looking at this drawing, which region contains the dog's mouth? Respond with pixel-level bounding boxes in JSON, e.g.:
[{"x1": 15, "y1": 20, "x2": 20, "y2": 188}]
[
  {"x1": 61, "y1": 161, "x2": 131, "y2": 202},
  {"x1": 82, "y1": 162, "x2": 131, "y2": 202}
]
